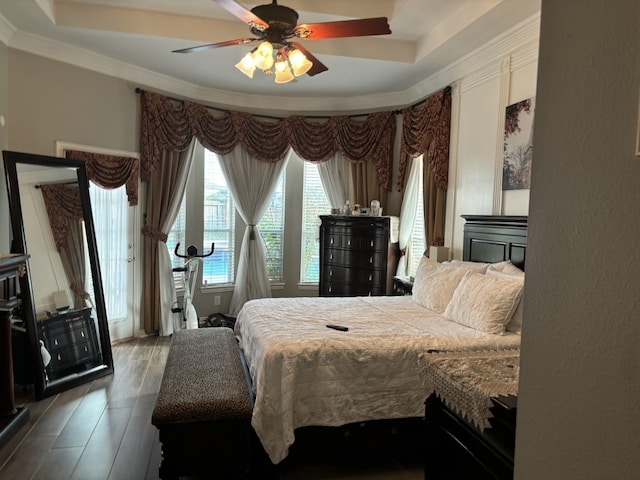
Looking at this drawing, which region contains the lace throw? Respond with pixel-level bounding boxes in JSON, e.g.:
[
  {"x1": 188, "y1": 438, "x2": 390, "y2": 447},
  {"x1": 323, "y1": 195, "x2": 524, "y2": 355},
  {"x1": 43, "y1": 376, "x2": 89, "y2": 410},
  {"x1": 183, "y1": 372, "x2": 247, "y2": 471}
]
[{"x1": 420, "y1": 349, "x2": 520, "y2": 430}]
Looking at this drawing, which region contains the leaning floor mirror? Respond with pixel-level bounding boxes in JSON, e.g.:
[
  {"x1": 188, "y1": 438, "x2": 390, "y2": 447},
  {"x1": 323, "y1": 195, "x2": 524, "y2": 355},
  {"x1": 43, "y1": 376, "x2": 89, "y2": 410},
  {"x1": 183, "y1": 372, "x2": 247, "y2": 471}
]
[{"x1": 3, "y1": 150, "x2": 113, "y2": 400}]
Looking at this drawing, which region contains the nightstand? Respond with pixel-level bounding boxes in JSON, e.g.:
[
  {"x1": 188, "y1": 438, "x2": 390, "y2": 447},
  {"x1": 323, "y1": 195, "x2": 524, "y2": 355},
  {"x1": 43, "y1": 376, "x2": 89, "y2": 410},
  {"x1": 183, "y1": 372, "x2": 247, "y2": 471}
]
[{"x1": 392, "y1": 276, "x2": 413, "y2": 296}]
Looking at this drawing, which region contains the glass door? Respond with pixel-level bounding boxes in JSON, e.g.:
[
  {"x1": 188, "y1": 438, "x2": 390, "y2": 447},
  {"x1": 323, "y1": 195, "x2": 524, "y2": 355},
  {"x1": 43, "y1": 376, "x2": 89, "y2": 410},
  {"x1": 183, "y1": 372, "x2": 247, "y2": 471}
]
[{"x1": 89, "y1": 184, "x2": 137, "y2": 341}]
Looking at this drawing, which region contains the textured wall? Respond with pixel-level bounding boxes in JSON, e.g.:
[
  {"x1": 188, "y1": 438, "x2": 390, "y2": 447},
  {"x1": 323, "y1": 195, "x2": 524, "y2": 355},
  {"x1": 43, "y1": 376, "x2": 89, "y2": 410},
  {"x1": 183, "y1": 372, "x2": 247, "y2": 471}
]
[{"x1": 517, "y1": 1, "x2": 640, "y2": 478}]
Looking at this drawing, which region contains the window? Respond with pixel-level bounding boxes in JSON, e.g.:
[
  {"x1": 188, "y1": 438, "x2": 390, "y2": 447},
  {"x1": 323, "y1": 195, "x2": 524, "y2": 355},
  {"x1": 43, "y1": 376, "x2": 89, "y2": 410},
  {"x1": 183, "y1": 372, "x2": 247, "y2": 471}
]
[
  {"x1": 409, "y1": 158, "x2": 426, "y2": 276},
  {"x1": 258, "y1": 171, "x2": 285, "y2": 282},
  {"x1": 300, "y1": 161, "x2": 331, "y2": 282},
  {"x1": 167, "y1": 195, "x2": 186, "y2": 288},
  {"x1": 202, "y1": 150, "x2": 235, "y2": 285},
  {"x1": 166, "y1": 148, "x2": 304, "y2": 290}
]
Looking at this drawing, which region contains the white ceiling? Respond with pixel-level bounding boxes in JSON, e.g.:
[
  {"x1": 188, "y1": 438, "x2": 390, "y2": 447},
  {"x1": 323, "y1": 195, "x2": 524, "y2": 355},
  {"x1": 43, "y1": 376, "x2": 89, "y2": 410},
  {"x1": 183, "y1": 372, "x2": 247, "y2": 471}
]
[{"x1": 0, "y1": 0, "x2": 541, "y2": 113}]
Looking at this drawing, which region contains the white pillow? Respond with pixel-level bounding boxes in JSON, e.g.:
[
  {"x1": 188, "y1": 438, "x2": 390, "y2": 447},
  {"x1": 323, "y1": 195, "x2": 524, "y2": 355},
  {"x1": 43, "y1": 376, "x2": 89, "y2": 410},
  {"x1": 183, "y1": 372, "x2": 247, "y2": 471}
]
[
  {"x1": 412, "y1": 257, "x2": 487, "y2": 313},
  {"x1": 447, "y1": 259, "x2": 490, "y2": 273},
  {"x1": 486, "y1": 269, "x2": 525, "y2": 333},
  {"x1": 486, "y1": 260, "x2": 524, "y2": 276},
  {"x1": 444, "y1": 271, "x2": 524, "y2": 334}
]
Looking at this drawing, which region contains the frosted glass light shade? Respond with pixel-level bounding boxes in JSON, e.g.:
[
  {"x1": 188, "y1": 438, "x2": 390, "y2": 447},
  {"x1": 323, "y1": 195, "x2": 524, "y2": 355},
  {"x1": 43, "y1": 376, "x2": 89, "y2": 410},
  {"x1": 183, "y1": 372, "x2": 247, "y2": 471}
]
[
  {"x1": 253, "y1": 41, "x2": 274, "y2": 70},
  {"x1": 274, "y1": 56, "x2": 294, "y2": 83},
  {"x1": 235, "y1": 52, "x2": 256, "y2": 78},
  {"x1": 288, "y1": 48, "x2": 313, "y2": 76}
]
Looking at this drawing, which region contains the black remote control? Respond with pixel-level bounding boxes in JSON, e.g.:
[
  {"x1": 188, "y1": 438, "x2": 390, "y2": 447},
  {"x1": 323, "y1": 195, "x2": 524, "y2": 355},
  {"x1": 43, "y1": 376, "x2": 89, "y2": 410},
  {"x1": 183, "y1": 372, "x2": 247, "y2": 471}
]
[{"x1": 326, "y1": 324, "x2": 348, "y2": 332}]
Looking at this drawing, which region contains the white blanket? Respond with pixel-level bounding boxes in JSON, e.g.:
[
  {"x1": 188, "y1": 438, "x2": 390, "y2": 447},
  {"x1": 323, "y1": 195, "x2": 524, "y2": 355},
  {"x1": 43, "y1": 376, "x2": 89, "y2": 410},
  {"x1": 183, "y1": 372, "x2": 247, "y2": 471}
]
[{"x1": 234, "y1": 296, "x2": 520, "y2": 463}]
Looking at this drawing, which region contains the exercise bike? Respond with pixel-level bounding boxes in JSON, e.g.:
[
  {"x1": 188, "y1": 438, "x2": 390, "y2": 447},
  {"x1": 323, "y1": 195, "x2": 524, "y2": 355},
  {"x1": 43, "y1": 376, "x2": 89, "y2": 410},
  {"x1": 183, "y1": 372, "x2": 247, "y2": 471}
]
[{"x1": 171, "y1": 242, "x2": 214, "y2": 330}]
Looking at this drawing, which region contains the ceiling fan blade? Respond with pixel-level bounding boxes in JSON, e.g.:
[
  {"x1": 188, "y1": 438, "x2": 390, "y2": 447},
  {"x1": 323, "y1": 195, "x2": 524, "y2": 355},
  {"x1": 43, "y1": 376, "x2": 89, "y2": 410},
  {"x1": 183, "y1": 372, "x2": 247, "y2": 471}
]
[
  {"x1": 173, "y1": 38, "x2": 257, "y2": 54},
  {"x1": 215, "y1": 0, "x2": 269, "y2": 30},
  {"x1": 294, "y1": 17, "x2": 391, "y2": 40},
  {"x1": 288, "y1": 41, "x2": 328, "y2": 77}
]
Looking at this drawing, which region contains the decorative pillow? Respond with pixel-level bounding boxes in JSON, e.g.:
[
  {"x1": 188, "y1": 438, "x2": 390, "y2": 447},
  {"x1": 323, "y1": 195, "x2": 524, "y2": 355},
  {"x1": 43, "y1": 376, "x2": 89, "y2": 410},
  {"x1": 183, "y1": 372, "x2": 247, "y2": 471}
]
[
  {"x1": 486, "y1": 269, "x2": 525, "y2": 333},
  {"x1": 444, "y1": 271, "x2": 524, "y2": 334},
  {"x1": 412, "y1": 257, "x2": 487, "y2": 314},
  {"x1": 447, "y1": 259, "x2": 490, "y2": 273},
  {"x1": 486, "y1": 260, "x2": 524, "y2": 276}
]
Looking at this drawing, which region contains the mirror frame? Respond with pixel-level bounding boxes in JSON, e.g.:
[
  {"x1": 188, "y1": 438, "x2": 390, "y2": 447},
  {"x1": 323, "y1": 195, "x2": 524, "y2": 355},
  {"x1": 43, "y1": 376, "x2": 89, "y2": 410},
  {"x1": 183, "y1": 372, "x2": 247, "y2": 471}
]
[{"x1": 3, "y1": 150, "x2": 113, "y2": 399}]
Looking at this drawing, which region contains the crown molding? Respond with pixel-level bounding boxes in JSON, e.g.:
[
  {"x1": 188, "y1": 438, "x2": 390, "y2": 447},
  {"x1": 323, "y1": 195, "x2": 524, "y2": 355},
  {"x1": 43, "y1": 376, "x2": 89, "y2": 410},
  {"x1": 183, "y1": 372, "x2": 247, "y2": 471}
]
[
  {"x1": 0, "y1": 12, "x2": 16, "y2": 46},
  {"x1": 409, "y1": 12, "x2": 540, "y2": 97}
]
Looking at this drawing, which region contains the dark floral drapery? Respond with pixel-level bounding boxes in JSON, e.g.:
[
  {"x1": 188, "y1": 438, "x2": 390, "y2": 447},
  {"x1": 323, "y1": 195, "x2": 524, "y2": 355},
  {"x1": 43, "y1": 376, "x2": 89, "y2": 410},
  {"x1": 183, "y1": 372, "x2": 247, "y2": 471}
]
[
  {"x1": 64, "y1": 150, "x2": 140, "y2": 205},
  {"x1": 398, "y1": 86, "x2": 452, "y2": 190},
  {"x1": 39, "y1": 183, "x2": 89, "y2": 308},
  {"x1": 39, "y1": 183, "x2": 84, "y2": 251},
  {"x1": 399, "y1": 87, "x2": 452, "y2": 250},
  {"x1": 139, "y1": 91, "x2": 395, "y2": 190}
]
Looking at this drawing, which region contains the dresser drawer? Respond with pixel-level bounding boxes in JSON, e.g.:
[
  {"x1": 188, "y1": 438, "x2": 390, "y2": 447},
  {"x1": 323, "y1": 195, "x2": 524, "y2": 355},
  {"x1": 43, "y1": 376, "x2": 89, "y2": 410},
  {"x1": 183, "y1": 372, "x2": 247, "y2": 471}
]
[
  {"x1": 44, "y1": 322, "x2": 93, "y2": 347},
  {"x1": 325, "y1": 232, "x2": 385, "y2": 251},
  {"x1": 323, "y1": 249, "x2": 384, "y2": 268},
  {"x1": 321, "y1": 281, "x2": 382, "y2": 297},
  {"x1": 49, "y1": 340, "x2": 97, "y2": 369},
  {"x1": 323, "y1": 265, "x2": 382, "y2": 285}
]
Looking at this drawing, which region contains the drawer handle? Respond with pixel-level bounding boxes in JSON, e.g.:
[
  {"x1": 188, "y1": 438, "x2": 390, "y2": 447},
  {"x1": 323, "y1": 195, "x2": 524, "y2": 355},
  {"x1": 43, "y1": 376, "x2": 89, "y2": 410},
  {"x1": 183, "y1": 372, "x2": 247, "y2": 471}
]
[
  {"x1": 57, "y1": 353, "x2": 61, "y2": 361},
  {"x1": 330, "y1": 238, "x2": 334, "y2": 245},
  {"x1": 329, "y1": 285, "x2": 332, "y2": 293},
  {"x1": 369, "y1": 274, "x2": 372, "y2": 281},
  {"x1": 370, "y1": 240, "x2": 374, "y2": 247},
  {"x1": 330, "y1": 253, "x2": 333, "y2": 260},
  {"x1": 329, "y1": 269, "x2": 333, "y2": 277},
  {"x1": 84, "y1": 346, "x2": 88, "y2": 352},
  {"x1": 54, "y1": 339, "x2": 58, "y2": 346},
  {"x1": 369, "y1": 257, "x2": 374, "y2": 264},
  {"x1": 347, "y1": 239, "x2": 351, "y2": 246},
  {"x1": 81, "y1": 330, "x2": 85, "y2": 338}
]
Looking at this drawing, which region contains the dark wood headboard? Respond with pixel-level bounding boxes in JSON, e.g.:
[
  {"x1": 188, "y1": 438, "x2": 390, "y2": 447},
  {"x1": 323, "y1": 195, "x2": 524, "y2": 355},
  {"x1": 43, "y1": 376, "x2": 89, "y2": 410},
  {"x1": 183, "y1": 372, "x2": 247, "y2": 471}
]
[{"x1": 461, "y1": 215, "x2": 528, "y2": 271}]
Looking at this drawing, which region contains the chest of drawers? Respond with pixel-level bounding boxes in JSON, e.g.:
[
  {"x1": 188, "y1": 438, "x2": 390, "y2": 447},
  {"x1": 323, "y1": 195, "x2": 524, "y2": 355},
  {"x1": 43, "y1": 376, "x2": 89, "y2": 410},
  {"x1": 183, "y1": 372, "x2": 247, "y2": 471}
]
[
  {"x1": 38, "y1": 308, "x2": 102, "y2": 381},
  {"x1": 319, "y1": 215, "x2": 399, "y2": 296}
]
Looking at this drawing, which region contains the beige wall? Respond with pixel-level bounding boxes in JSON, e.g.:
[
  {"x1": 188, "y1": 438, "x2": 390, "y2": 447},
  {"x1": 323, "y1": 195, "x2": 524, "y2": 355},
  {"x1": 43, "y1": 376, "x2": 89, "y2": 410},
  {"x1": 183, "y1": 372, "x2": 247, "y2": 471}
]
[
  {"x1": 7, "y1": 50, "x2": 138, "y2": 156},
  {"x1": 516, "y1": 1, "x2": 640, "y2": 478}
]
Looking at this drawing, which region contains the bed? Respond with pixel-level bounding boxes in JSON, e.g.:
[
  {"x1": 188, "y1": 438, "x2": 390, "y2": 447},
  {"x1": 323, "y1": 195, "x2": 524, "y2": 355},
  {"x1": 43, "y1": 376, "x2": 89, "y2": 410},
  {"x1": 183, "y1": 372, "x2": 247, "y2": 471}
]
[{"x1": 235, "y1": 215, "x2": 527, "y2": 464}]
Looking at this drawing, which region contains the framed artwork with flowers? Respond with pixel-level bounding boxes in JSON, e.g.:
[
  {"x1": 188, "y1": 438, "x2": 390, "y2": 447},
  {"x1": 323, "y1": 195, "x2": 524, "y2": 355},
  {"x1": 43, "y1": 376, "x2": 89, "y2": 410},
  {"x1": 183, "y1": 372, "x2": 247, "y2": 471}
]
[{"x1": 502, "y1": 97, "x2": 535, "y2": 190}]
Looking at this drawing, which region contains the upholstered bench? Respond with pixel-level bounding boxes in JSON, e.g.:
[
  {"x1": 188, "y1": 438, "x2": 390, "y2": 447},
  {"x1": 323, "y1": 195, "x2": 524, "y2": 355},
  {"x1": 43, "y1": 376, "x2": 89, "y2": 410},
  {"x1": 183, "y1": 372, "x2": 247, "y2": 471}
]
[{"x1": 152, "y1": 327, "x2": 254, "y2": 479}]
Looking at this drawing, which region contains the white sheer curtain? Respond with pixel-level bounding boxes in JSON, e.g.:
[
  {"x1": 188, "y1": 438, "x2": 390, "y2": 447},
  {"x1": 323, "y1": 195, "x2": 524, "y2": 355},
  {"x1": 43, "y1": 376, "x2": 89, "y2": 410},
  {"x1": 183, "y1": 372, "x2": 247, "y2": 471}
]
[
  {"x1": 88, "y1": 184, "x2": 128, "y2": 323},
  {"x1": 218, "y1": 144, "x2": 290, "y2": 316},
  {"x1": 396, "y1": 155, "x2": 423, "y2": 277},
  {"x1": 317, "y1": 152, "x2": 350, "y2": 209},
  {"x1": 159, "y1": 139, "x2": 197, "y2": 336}
]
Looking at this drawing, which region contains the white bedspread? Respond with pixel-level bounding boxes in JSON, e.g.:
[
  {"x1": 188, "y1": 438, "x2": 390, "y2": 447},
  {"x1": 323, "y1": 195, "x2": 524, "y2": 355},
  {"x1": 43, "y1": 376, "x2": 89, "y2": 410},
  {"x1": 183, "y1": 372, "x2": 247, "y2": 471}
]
[{"x1": 234, "y1": 296, "x2": 520, "y2": 463}]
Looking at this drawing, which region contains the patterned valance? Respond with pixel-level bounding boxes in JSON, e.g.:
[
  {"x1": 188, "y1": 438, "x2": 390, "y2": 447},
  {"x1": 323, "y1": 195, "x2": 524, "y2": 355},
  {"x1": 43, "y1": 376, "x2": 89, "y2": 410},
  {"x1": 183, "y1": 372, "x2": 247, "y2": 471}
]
[
  {"x1": 64, "y1": 150, "x2": 139, "y2": 205},
  {"x1": 140, "y1": 91, "x2": 396, "y2": 190}
]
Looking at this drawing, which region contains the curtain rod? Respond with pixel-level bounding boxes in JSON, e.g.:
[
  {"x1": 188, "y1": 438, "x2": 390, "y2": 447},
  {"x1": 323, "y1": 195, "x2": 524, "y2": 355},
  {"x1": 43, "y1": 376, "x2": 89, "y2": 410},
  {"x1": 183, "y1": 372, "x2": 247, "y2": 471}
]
[
  {"x1": 134, "y1": 86, "x2": 451, "y2": 119},
  {"x1": 35, "y1": 181, "x2": 79, "y2": 189}
]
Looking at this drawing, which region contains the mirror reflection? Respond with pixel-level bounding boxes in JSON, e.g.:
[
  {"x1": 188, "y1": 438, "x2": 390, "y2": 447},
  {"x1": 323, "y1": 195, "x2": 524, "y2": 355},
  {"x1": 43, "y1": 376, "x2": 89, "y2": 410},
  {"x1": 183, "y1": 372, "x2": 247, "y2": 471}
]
[{"x1": 3, "y1": 151, "x2": 113, "y2": 399}]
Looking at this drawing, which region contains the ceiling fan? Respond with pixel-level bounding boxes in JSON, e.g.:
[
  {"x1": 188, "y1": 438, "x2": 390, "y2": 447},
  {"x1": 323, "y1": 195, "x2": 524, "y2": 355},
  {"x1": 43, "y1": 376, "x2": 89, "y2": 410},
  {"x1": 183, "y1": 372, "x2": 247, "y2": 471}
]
[{"x1": 172, "y1": 0, "x2": 392, "y2": 82}]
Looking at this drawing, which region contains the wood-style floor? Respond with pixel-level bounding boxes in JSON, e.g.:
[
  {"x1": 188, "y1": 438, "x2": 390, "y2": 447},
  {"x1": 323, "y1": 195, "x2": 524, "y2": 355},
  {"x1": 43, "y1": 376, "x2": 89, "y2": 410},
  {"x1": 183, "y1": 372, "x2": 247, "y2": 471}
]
[{"x1": 0, "y1": 335, "x2": 423, "y2": 480}]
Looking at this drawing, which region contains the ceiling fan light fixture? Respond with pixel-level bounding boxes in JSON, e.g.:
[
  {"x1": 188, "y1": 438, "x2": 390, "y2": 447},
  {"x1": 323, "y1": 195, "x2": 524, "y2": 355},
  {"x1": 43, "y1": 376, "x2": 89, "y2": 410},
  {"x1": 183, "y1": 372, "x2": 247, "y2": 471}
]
[
  {"x1": 235, "y1": 51, "x2": 256, "y2": 78},
  {"x1": 288, "y1": 48, "x2": 313, "y2": 77},
  {"x1": 274, "y1": 54, "x2": 294, "y2": 83}
]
